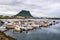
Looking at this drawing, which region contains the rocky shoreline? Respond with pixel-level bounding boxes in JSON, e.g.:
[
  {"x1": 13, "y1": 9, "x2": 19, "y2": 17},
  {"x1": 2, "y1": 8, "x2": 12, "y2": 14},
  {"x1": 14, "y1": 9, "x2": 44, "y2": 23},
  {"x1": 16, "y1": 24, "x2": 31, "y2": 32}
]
[{"x1": 0, "y1": 31, "x2": 16, "y2": 40}]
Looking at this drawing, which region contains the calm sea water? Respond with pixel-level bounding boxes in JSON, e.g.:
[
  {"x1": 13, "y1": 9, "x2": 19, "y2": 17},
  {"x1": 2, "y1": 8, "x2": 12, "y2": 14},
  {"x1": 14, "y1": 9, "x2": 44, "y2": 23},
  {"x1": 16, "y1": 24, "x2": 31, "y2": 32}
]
[{"x1": 1, "y1": 19, "x2": 60, "y2": 40}]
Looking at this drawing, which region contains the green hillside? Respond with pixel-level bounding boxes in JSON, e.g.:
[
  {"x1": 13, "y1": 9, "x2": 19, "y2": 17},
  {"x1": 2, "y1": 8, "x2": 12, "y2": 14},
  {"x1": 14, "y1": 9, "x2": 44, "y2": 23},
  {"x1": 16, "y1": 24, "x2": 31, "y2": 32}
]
[{"x1": 15, "y1": 10, "x2": 33, "y2": 18}]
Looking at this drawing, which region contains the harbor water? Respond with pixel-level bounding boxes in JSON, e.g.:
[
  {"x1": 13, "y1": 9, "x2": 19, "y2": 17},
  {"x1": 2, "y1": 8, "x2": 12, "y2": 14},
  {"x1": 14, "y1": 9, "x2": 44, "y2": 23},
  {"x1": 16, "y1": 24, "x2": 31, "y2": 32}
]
[{"x1": 0, "y1": 19, "x2": 60, "y2": 40}]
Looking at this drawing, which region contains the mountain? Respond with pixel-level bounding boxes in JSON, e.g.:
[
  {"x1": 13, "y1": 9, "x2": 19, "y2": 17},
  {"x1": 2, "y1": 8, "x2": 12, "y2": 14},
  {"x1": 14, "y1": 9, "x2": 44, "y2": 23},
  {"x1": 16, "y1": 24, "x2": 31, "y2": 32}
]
[{"x1": 14, "y1": 10, "x2": 33, "y2": 18}]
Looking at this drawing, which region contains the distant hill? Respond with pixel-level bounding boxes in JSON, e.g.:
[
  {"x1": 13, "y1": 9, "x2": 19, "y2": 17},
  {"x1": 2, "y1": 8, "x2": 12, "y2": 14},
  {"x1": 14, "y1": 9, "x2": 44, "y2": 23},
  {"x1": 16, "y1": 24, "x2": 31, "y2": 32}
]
[{"x1": 14, "y1": 10, "x2": 33, "y2": 18}]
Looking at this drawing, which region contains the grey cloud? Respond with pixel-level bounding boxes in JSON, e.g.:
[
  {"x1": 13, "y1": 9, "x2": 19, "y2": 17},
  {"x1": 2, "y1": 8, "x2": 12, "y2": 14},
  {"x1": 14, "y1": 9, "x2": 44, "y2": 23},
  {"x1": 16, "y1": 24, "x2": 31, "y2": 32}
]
[
  {"x1": 0, "y1": 0, "x2": 23, "y2": 5},
  {"x1": 0, "y1": 0, "x2": 60, "y2": 17}
]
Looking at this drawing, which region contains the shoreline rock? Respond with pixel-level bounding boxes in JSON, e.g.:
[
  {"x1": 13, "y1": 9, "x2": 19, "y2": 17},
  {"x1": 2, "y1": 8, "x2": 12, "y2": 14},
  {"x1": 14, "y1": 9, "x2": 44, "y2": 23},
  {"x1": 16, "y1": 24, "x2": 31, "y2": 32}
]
[{"x1": 0, "y1": 31, "x2": 16, "y2": 40}]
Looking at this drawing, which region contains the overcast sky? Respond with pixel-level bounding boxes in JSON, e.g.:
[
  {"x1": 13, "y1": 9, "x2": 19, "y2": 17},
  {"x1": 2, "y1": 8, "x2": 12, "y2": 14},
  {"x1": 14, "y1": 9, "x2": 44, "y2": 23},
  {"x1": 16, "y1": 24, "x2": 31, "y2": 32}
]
[{"x1": 0, "y1": 0, "x2": 60, "y2": 17}]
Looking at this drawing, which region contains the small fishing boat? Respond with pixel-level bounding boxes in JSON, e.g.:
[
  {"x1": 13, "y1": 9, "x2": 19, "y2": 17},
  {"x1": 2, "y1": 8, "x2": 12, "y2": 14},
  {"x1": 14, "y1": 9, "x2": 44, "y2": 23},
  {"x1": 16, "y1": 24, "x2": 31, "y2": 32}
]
[
  {"x1": 14, "y1": 26, "x2": 21, "y2": 32},
  {"x1": 6, "y1": 23, "x2": 14, "y2": 29}
]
